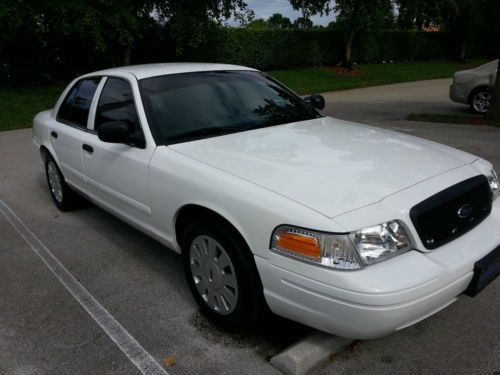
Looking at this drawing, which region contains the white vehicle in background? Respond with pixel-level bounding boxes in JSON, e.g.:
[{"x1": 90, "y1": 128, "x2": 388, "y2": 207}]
[
  {"x1": 450, "y1": 60, "x2": 498, "y2": 114},
  {"x1": 33, "y1": 63, "x2": 500, "y2": 339}
]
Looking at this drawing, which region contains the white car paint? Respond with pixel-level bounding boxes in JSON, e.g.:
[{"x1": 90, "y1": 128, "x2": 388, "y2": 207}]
[
  {"x1": 33, "y1": 63, "x2": 500, "y2": 339},
  {"x1": 170, "y1": 117, "x2": 477, "y2": 219}
]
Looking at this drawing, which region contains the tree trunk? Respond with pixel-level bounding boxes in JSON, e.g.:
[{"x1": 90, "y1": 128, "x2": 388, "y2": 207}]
[
  {"x1": 459, "y1": 39, "x2": 467, "y2": 62},
  {"x1": 123, "y1": 45, "x2": 132, "y2": 66},
  {"x1": 486, "y1": 58, "x2": 500, "y2": 123},
  {"x1": 343, "y1": 32, "x2": 355, "y2": 69}
]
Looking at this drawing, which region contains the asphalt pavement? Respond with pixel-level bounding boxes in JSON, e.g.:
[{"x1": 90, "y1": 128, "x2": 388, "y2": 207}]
[{"x1": 1, "y1": 79, "x2": 499, "y2": 374}]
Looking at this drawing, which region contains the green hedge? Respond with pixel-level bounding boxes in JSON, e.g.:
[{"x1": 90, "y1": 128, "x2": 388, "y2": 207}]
[
  {"x1": 204, "y1": 28, "x2": 344, "y2": 69},
  {"x1": 1, "y1": 27, "x2": 497, "y2": 83},
  {"x1": 352, "y1": 31, "x2": 456, "y2": 62},
  {"x1": 201, "y1": 29, "x2": 458, "y2": 69},
  {"x1": 143, "y1": 28, "x2": 493, "y2": 70}
]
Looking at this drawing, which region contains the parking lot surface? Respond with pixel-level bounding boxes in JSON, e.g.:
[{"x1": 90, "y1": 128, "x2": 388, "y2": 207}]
[{"x1": 1, "y1": 79, "x2": 499, "y2": 374}]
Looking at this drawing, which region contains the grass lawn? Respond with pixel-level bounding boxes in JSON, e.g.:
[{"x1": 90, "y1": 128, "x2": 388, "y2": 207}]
[
  {"x1": 268, "y1": 59, "x2": 489, "y2": 94},
  {"x1": 0, "y1": 59, "x2": 490, "y2": 132},
  {"x1": 0, "y1": 85, "x2": 63, "y2": 131}
]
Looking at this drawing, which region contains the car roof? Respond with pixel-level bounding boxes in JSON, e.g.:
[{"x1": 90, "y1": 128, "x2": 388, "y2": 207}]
[{"x1": 88, "y1": 62, "x2": 258, "y2": 80}]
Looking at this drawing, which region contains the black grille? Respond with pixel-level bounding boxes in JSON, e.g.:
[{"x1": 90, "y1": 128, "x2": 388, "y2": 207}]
[{"x1": 410, "y1": 175, "x2": 492, "y2": 250}]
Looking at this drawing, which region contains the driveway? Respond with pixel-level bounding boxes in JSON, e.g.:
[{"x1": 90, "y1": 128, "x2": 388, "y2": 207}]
[
  {"x1": 322, "y1": 78, "x2": 467, "y2": 125},
  {"x1": 322, "y1": 78, "x2": 500, "y2": 169},
  {"x1": 0, "y1": 79, "x2": 499, "y2": 374}
]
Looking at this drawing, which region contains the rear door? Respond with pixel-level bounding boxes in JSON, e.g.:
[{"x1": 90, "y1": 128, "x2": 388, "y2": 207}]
[
  {"x1": 51, "y1": 77, "x2": 101, "y2": 191},
  {"x1": 82, "y1": 76, "x2": 156, "y2": 225}
]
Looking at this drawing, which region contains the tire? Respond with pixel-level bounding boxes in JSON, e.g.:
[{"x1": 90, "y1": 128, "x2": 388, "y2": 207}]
[
  {"x1": 470, "y1": 88, "x2": 493, "y2": 114},
  {"x1": 181, "y1": 215, "x2": 266, "y2": 331},
  {"x1": 44, "y1": 154, "x2": 80, "y2": 211}
]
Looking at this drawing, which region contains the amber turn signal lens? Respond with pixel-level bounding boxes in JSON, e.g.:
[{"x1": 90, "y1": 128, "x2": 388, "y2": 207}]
[{"x1": 276, "y1": 233, "x2": 321, "y2": 258}]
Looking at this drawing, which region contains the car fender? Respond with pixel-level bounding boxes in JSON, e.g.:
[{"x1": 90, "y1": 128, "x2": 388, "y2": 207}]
[{"x1": 148, "y1": 146, "x2": 347, "y2": 259}]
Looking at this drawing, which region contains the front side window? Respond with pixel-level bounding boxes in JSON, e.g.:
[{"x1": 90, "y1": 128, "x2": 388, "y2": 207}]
[
  {"x1": 139, "y1": 70, "x2": 321, "y2": 144},
  {"x1": 95, "y1": 77, "x2": 141, "y2": 136},
  {"x1": 57, "y1": 78, "x2": 100, "y2": 128}
]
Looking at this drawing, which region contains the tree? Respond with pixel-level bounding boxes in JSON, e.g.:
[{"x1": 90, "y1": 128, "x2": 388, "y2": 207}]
[
  {"x1": 293, "y1": 16, "x2": 313, "y2": 29},
  {"x1": 268, "y1": 13, "x2": 292, "y2": 29},
  {"x1": 155, "y1": 0, "x2": 253, "y2": 56},
  {"x1": 0, "y1": 0, "x2": 253, "y2": 76},
  {"x1": 245, "y1": 18, "x2": 268, "y2": 29},
  {"x1": 0, "y1": 0, "x2": 153, "y2": 79},
  {"x1": 394, "y1": 0, "x2": 486, "y2": 61},
  {"x1": 394, "y1": 0, "x2": 451, "y2": 30},
  {"x1": 442, "y1": 0, "x2": 484, "y2": 61},
  {"x1": 290, "y1": 0, "x2": 394, "y2": 68}
]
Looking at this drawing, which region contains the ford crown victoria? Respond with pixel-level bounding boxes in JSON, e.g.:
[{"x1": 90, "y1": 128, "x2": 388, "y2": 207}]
[{"x1": 33, "y1": 63, "x2": 500, "y2": 339}]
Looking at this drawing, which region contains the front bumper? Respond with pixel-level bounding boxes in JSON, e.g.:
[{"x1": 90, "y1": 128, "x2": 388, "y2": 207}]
[
  {"x1": 256, "y1": 197, "x2": 500, "y2": 339},
  {"x1": 449, "y1": 83, "x2": 468, "y2": 104}
]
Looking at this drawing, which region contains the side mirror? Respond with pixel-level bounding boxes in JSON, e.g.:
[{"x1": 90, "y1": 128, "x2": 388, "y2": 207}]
[
  {"x1": 304, "y1": 94, "x2": 325, "y2": 110},
  {"x1": 97, "y1": 121, "x2": 133, "y2": 144}
]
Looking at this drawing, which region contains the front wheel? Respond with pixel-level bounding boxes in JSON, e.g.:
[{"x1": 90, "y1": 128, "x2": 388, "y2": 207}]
[
  {"x1": 181, "y1": 216, "x2": 266, "y2": 331},
  {"x1": 470, "y1": 88, "x2": 493, "y2": 114}
]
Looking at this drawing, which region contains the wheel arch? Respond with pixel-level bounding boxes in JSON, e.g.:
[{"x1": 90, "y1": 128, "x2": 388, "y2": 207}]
[
  {"x1": 174, "y1": 204, "x2": 252, "y2": 255},
  {"x1": 467, "y1": 85, "x2": 493, "y2": 104},
  {"x1": 40, "y1": 144, "x2": 50, "y2": 161},
  {"x1": 39, "y1": 142, "x2": 61, "y2": 168}
]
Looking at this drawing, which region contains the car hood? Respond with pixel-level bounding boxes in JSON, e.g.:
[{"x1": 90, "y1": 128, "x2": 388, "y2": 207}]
[{"x1": 169, "y1": 117, "x2": 476, "y2": 218}]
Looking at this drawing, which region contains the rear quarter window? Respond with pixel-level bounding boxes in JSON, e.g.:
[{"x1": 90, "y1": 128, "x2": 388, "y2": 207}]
[{"x1": 57, "y1": 78, "x2": 101, "y2": 128}]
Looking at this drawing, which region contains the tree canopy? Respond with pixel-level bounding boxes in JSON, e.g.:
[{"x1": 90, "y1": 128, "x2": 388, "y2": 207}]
[
  {"x1": 268, "y1": 13, "x2": 293, "y2": 29},
  {"x1": 293, "y1": 16, "x2": 314, "y2": 29},
  {"x1": 0, "y1": 0, "x2": 253, "y2": 68},
  {"x1": 291, "y1": 0, "x2": 394, "y2": 66}
]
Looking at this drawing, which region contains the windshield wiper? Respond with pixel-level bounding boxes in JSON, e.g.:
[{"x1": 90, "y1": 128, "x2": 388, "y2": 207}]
[{"x1": 166, "y1": 126, "x2": 244, "y2": 142}]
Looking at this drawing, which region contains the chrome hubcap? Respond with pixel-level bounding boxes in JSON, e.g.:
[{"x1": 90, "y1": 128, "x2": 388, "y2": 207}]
[
  {"x1": 189, "y1": 235, "x2": 238, "y2": 315},
  {"x1": 472, "y1": 91, "x2": 492, "y2": 113},
  {"x1": 47, "y1": 161, "x2": 63, "y2": 203}
]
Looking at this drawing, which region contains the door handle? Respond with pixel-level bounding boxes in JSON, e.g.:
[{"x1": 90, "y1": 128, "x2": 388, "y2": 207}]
[
  {"x1": 82, "y1": 144, "x2": 94, "y2": 153},
  {"x1": 51, "y1": 131, "x2": 58, "y2": 139}
]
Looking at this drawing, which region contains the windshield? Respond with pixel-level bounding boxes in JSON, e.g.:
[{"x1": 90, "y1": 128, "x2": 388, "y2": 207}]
[{"x1": 139, "y1": 70, "x2": 322, "y2": 144}]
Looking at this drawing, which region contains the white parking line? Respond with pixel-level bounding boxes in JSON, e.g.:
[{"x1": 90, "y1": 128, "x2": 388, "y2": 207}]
[{"x1": 0, "y1": 199, "x2": 168, "y2": 375}]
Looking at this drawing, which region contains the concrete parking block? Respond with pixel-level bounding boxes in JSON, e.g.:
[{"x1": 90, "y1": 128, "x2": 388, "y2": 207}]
[{"x1": 270, "y1": 331, "x2": 352, "y2": 375}]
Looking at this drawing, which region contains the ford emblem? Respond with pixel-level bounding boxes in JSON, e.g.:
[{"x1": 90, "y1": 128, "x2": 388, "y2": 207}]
[{"x1": 457, "y1": 203, "x2": 473, "y2": 218}]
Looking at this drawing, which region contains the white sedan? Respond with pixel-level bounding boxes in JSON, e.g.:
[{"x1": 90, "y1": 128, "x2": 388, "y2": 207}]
[{"x1": 33, "y1": 63, "x2": 500, "y2": 339}]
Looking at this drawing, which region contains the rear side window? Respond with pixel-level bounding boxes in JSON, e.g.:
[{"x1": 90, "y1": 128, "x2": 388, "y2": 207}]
[
  {"x1": 94, "y1": 77, "x2": 141, "y2": 134},
  {"x1": 57, "y1": 78, "x2": 100, "y2": 128}
]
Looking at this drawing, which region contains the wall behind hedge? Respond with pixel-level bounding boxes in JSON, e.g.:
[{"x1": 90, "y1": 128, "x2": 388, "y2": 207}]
[{"x1": 1, "y1": 27, "x2": 497, "y2": 83}]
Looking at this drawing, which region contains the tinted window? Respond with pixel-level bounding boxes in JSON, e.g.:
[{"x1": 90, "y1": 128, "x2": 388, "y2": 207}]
[
  {"x1": 58, "y1": 78, "x2": 100, "y2": 128},
  {"x1": 139, "y1": 70, "x2": 321, "y2": 144},
  {"x1": 95, "y1": 78, "x2": 141, "y2": 135}
]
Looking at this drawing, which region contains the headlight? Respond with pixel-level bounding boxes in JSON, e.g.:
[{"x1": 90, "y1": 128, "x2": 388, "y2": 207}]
[
  {"x1": 350, "y1": 221, "x2": 412, "y2": 265},
  {"x1": 271, "y1": 220, "x2": 412, "y2": 270},
  {"x1": 487, "y1": 169, "x2": 499, "y2": 197}
]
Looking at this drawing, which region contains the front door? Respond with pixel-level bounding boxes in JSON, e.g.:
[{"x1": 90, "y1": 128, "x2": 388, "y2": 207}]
[{"x1": 82, "y1": 76, "x2": 155, "y2": 224}]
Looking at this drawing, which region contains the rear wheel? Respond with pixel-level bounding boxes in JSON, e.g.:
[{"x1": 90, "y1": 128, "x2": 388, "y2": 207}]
[
  {"x1": 181, "y1": 215, "x2": 265, "y2": 331},
  {"x1": 45, "y1": 154, "x2": 80, "y2": 211},
  {"x1": 470, "y1": 88, "x2": 493, "y2": 114}
]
